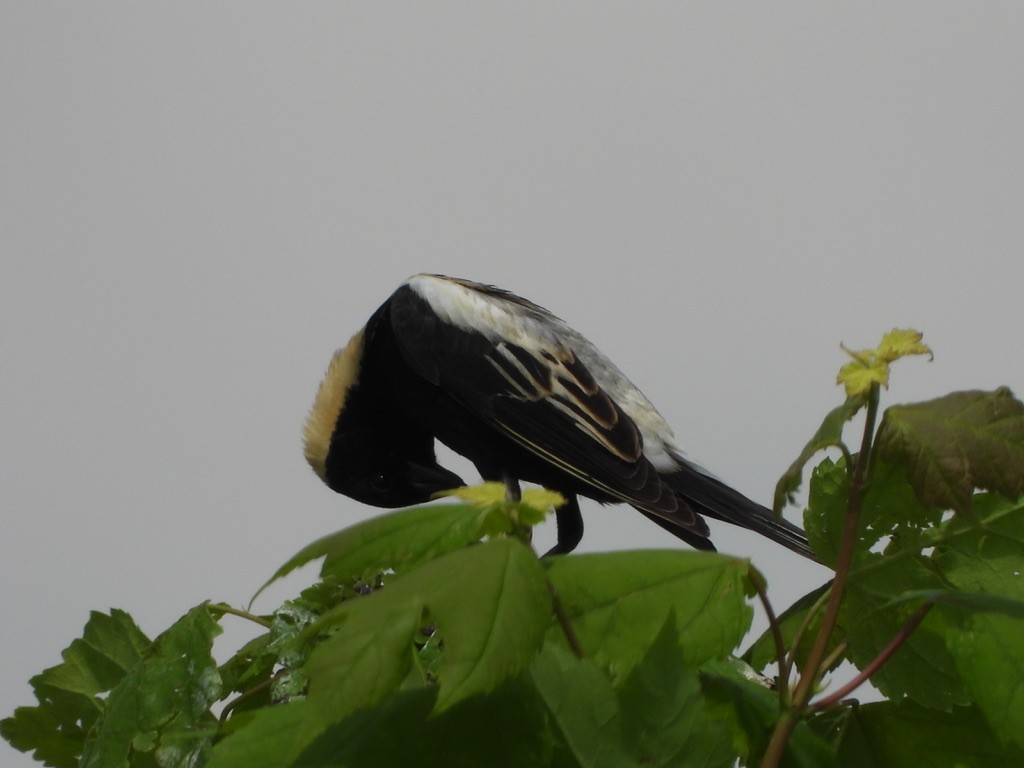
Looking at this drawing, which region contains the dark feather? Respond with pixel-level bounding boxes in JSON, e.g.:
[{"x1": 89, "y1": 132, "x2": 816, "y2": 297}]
[
  {"x1": 306, "y1": 274, "x2": 816, "y2": 561},
  {"x1": 387, "y1": 285, "x2": 697, "y2": 528}
]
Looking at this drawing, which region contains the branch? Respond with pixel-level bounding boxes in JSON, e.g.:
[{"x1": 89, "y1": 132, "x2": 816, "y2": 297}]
[
  {"x1": 752, "y1": 573, "x2": 790, "y2": 705},
  {"x1": 208, "y1": 602, "x2": 273, "y2": 628},
  {"x1": 811, "y1": 602, "x2": 933, "y2": 711},
  {"x1": 548, "y1": 579, "x2": 585, "y2": 659},
  {"x1": 761, "y1": 384, "x2": 881, "y2": 768}
]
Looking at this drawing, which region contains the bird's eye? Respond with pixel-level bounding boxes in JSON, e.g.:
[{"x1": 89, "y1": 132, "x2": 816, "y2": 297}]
[{"x1": 369, "y1": 471, "x2": 390, "y2": 491}]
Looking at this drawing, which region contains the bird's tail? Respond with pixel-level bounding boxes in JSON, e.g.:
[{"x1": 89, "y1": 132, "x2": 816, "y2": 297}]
[{"x1": 661, "y1": 459, "x2": 817, "y2": 562}]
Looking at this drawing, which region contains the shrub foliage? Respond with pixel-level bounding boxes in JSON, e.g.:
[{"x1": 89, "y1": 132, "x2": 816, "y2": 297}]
[{"x1": 5, "y1": 330, "x2": 1024, "y2": 767}]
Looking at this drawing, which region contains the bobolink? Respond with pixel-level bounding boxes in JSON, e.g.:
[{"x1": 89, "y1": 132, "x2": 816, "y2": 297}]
[{"x1": 304, "y1": 274, "x2": 813, "y2": 559}]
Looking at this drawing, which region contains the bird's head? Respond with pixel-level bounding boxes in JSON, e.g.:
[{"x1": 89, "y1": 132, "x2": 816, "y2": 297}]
[
  {"x1": 303, "y1": 329, "x2": 464, "y2": 508},
  {"x1": 326, "y1": 453, "x2": 465, "y2": 508}
]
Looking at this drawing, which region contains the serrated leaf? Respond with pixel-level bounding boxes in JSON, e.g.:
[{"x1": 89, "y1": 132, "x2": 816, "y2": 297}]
[
  {"x1": 79, "y1": 604, "x2": 222, "y2": 768},
  {"x1": 931, "y1": 493, "x2": 1024, "y2": 600},
  {"x1": 851, "y1": 585, "x2": 1024, "y2": 741},
  {"x1": 947, "y1": 613, "x2": 1024, "y2": 749},
  {"x1": 846, "y1": 554, "x2": 969, "y2": 710},
  {"x1": 60, "y1": 609, "x2": 152, "y2": 692},
  {"x1": 531, "y1": 644, "x2": 634, "y2": 768},
  {"x1": 205, "y1": 700, "x2": 310, "y2": 768},
  {"x1": 421, "y1": 537, "x2": 551, "y2": 710},
  {"x1": 303, "y1": 596, "x2": 423, "y2": 735},
  {"x1": 295, "y1": 677, "x2": 552, "y2": 768},
  {"x1": 617, "y1": 611, "x2": 735, "y2": 768},
  {"x1": 1, "y1": 610, "x2": 151, "y2": 768},
  {"x1": 217, "y1": 633, "x2": 275, "y2": 707},
  {"x1": 439, "y1": 482, "x2": 563, "y2": 529},
  {"x1": 253, "y1": 502, "x2": 492, "y2": 601},
  {"x1": 803, "y1": 458, "x2": 849, "y2": 569},
  {"x1": 861, "y1": 454, "x2": 944, "y2": 546},
  {"x1": 804, "y1": 453, "x2": 945, "y2": 570},
  {"x1": 546, "y1": 551, "x2": 753, "y2": 678},
  {"x1": 1, "y1": 703, "x2": 92, "y2": 768},
  {"x1": 836, "y1": 329, "x2": 931, "y2": 398},
  {"x1": 838, "y1": 701, "x2": 1024, "y2": 767},
  {"x1": 438, "y1": 481, "x2": 511, "y2": 506},
  {"x1": 837, "y1": 355, "x2": 889, "y2": 398},
  {"x1": 876, "y1": 388, "x2": 1024, "y2": 514},
  {"x1": 312, "y1": 537, "x2": 551, "y2": 715},
  {"x1": 775, "y1": 397, "x2": 863, "y2": 513},
  {"x1": 920, "y1": 498, "x2": 1024, "y2": 750},
  {"x1": 439, "y1": 481, "x2": 565, "y2": 511},
  {"x1": 701, "y1": 661, "x2": 836, "y2": 767},
  {"x1": 840, "y1": 495, "x2": 1024, "y2": 715},
  {"x1": 34, "y1": 608, "x2": 149, "y2": 698},
  {"x1": 876, "y1": 328, "x2": 933, "y2": 362},
  {"x1": 522, "y1": 487, "x2": 567, "y2": 512}
]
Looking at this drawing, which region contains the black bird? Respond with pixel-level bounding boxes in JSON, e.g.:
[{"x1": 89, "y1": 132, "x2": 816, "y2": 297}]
[{"x1": 304, "y1": 274, "x2": 813, "y2": 559}]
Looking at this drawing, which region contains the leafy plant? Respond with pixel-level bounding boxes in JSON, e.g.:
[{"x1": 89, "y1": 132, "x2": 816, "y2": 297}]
[{"x1": 5, "y1": 329, "x2": 1024, "y2": 767}]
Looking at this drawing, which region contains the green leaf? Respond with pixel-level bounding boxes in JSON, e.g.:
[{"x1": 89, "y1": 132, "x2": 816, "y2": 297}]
[
  {"x1": 546, "y1": 551, "x2": 753, "y2": 679},
  {"x1": 44, "y1": 609, "x2": 152, "y2": 695},
  {"x1": 742, "y1": 582, "x2": 835, "y2": 675},
  {"x1": 846, "y1": 554, "x2": 970, "y2": 710},
  {"x1": 879, "y1": 589, "x2": 1024, "y2": 618},
  {"x1": 875, "y1": 328, "x2": 933, "y2": 363},
  {"x1": 295, "y1": 676, "x2": 552, "y2": 768},
  {"x1": 311, "y1": 536, "x2": 551, "y2": 717},
  {"x1": 2, "y1": 705, "x2": 82, "y2": 768},
  {"x1": 253, "y1": 502, "x2": 492, "y2": 600},
  {"x1": 930, "y1": 493, "x2": 1024, "y2": 600},
  {"x1": 803, "y1": 455, "x2": 941, "y2": 568},
  {"x1": 440, "y1": 481, "x2": 564, "y2": 526},
  {"x1": 216, "y1": 634, "x2": 275, "y2": 713},
  {"x1": 775, "y1": 396, "x2": 863, "y2": 513},
  {"x1": 860, "y1": 454, "x2": 943, "y2": 546},
  {"x1": 835, "y1": 329, "x2": 932, "y2": 398},
  {"x1": 825, "y1": 490, "x2": 1024, "y2": 717},
  {"x1": 920, "y1": 499, "x2": 1024, "y2": 746},
  {"x1": 79, "y1": 604, "x2": 222, "y2": 768},
  {"x1": 418, "y1": 537, "x2": 551, "y2": 710},
  {"x1": 838, "y1": 701, "x2": 1024, "y2": 767},
  {"x1": 837, "y1": 350, "x2": 890, "y2": 398},
  {"x1": 876, "y1": 388, "x2": 1024, "y2": 514},
  {"x1": 206, "y1": 700, "x2": 310, "y2": 768},
  {"x1": 303, "y1": 595, "x2": 423, "y2": 735},
  {"x1": 531, "y1": 644, "x2": 634, "y2": 768},
  {"x1": 804, "y1": 707, "x2": 852, "y2": 752},
  {"x1": 920, "y1": 494, "x2": 1024, "y2": 741},
  {"x1": 947, "y1": 613, "x2": 1024, "y2": 749},
  {"x1": 617, "y1": 611, "x2": 736, "y2": 768},
  {"x1": 701, "y1": 661, "x2": 836, "y2": 767},
  {"x1": 1, "y1": 609, "x2": 150, "y2": 768},
  {"x1": 803, "y1": 457, "x2": 848, "y2": 569}
]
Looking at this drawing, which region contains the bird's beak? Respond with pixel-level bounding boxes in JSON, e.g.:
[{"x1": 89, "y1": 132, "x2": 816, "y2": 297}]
[{"x1": 406, "y1": 461, "x2": 466, "y2": 497}]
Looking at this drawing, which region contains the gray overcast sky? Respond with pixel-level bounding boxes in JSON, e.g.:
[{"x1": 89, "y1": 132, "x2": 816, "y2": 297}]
[{"x1": 3, "y1": 5, "x2": 1024, "y2": 764}]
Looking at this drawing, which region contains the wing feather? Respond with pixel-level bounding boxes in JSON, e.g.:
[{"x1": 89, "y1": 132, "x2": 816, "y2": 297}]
[{"x1": 388, "y1": 280, "x2": 704, "y2": 530}]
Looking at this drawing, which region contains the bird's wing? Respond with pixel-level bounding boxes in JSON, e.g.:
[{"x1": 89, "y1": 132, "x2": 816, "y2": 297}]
[{"x1": 387, "y1": 281, "x2": 705, "y2": 532}]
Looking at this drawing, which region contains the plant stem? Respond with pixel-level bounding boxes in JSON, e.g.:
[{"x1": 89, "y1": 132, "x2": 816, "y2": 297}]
[
  {"x1": 761, "y1": 385, "x2": 880, "y2": 768},
  {"x1": 548, "y1": 580, "x2": 585, "y2": 658},
  {"x1": 817, "y1": 640, "x2": 850, "y2": 679},
  {"x1": 208, "y1": 602, "x2": 273, "y2": 628},
  {"x1": 752, "y1": 574, "x2": 790, "y2": 706},
  {"x1": 220, "y1": 678, "x2": 273, "y2": 722},
  {"x1": 811, "y1": 602, "x2": 933, "y2": 710},
  {"x1": 784, "y1": 585, "x2": 833, "y2": 670}
]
